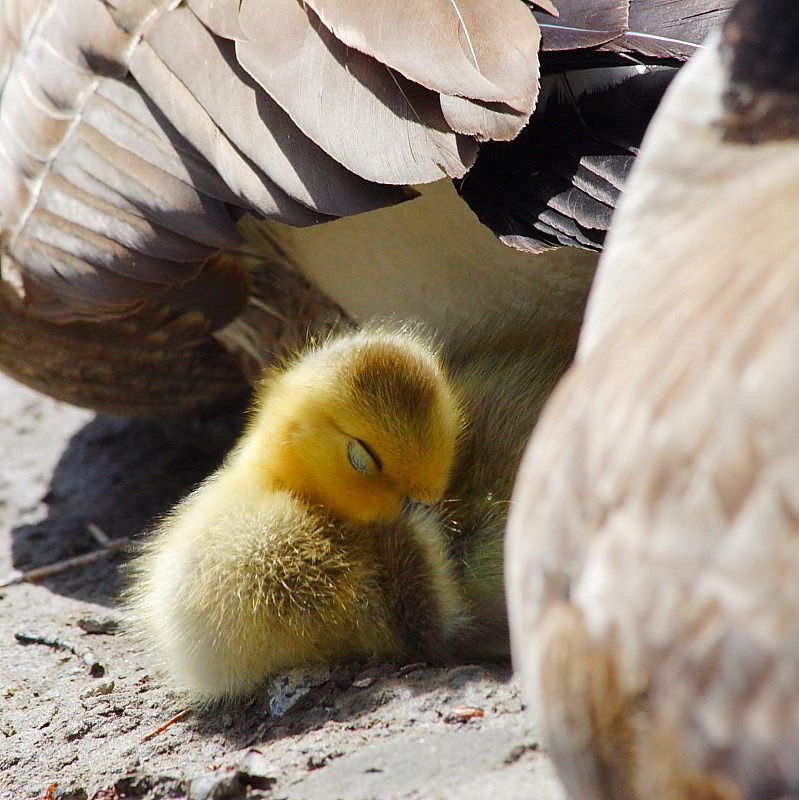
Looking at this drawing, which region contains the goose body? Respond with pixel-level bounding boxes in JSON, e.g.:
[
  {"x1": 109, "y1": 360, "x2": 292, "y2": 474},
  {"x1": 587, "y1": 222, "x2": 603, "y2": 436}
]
[
  {"x1": 128, "y1": 315, "x2": 578, "y2": 701},
  {"x1": 506, "y1": 0, "x2": 799, "y2": 797},
  {"x1": 0, "y1": 0, "x2": 731, "y2": 415}
]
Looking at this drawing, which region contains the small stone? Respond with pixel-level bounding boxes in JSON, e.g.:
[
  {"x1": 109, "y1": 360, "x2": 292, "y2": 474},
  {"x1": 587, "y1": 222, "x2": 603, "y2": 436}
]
[
  {"x1": 114, "y1": 771, "x2": 185, "y2": 798},
  {"x1": 84, "y1": 681, "x2": 115, "y2": 697},
  {"x1": 236, "y1": 750, "x2": 276, "y2": 791},
  {"x1": 305, "y1": 750, "x2": 343, "y2": 771},
  {"x1": 65, "y1": 721, "x2": 93, "y2": 741},
  {"x1": 187, "y1": 769, "x2": 243, "y2": 800},
  {"x1": 503, "y1": 743, "x2": 540, "y2": 764},
  {"x1": 53, "y1": 788, "x2": 88, "y2": 800},
  {"x1": 77, "y1": 616, "x2": 120, "y2": 635},
  {"x1": 306, "y1": 754, "x2": 326, "y2": 771},
  {"x1": 267, "y1": 666, "x2": 332, "y2": 717}
]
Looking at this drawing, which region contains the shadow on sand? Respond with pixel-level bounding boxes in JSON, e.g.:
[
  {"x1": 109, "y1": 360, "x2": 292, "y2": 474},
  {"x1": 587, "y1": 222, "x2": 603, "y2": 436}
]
[{"x1": 9, "y1": 400, "x2": 247, "y2": 605}]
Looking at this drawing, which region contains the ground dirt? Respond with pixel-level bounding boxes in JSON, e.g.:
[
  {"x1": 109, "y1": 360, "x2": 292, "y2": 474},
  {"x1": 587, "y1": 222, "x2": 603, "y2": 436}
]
[{"x1": 0, "y1": 373, "x2": 564, "y2": 800}]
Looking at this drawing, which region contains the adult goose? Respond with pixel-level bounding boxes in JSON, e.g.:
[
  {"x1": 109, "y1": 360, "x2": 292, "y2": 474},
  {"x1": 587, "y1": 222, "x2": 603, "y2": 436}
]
[
  {"x1": 507, "y1": 0, "x2": 799, "y2": 797},
  {"x1": 0, "y1": 0, "x2": 730, "y2": 415}
]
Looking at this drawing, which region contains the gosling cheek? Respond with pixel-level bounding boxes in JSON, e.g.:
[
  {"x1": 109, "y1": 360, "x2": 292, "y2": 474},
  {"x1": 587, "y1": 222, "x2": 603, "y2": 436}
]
[
  {"x1": 364, "y1": 494, "x2": 404, "y2": 523},
  {"x1": 355, "y1": 486, "x2": 404, "y2": 523}
]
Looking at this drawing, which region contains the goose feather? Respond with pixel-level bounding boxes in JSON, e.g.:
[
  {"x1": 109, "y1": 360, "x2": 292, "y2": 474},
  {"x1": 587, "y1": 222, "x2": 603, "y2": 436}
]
[{"x1": 507, "y1": 2, "x2": 799, "y2": 797}]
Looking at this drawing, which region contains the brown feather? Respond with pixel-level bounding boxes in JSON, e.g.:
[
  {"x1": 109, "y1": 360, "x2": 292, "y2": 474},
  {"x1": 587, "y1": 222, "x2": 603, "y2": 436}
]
[
  {"x1": 305, "y1": 0, "x2": 541, "y2": 109},
  {"x1": 186, "y1": 0, "x2": 246, "y2": 40},
  {"x1": 236, "y1": 0, "x2": 477, "y2": 184},
  {"x1": 128, "y1": 39, "x2": 330, "y2": 227},
  {"x1": 143, "y1": 5, "x2": 410, "y2": 213},
  {"x1": 440, "y1": 95, "x2": 532, "y2": 142},
  {"x1": 536, "y1": 0, "x2": 628, "y2": 51},
  {"x1": 85, "y1": 79, "x2": 243, "y2": 208},
  {"x1": 536, "y1": 0, "x2": 732, "y2": 56},
  {"x1": 0, "y1": 277, "x2": 247, "y2": 415}
]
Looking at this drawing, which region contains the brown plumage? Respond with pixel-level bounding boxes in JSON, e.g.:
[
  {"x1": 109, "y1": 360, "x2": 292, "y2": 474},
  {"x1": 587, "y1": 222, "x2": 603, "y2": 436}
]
[
  {"x1": 0, "y1": 0, "x2": 730, "y2": 415},
  {"x1": 506, "y1": 1, "x2": 799, "y2": 798}
]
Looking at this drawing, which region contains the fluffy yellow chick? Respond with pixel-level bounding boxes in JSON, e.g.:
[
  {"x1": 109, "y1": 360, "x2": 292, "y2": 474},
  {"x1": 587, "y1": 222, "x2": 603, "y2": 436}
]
[
  {"x1": 126, "y1": 327, "x2": 464, "y2": 701},
  {"x1": 127, "y1": 318, "x2": 578, "y2": 702}
]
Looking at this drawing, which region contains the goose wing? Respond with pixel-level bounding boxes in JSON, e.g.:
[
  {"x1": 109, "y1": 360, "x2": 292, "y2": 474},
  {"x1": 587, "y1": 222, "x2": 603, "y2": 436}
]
[{"x1": 0, "y1": 0, "x2": 734, "y2": 321}]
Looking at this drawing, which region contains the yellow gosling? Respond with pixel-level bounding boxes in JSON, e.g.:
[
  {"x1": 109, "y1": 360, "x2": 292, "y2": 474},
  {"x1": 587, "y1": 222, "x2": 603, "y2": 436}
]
[
  {"x1": 126, "y1": 327, "x2": 466, "y2": 702},
  {"x1": 126, "y1": 317, "x2": 580, "y2": 702}
]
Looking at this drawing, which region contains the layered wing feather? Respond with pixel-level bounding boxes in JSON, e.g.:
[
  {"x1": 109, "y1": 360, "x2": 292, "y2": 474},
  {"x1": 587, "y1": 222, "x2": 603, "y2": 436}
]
[
  {"x1": 303, "y1": 0, "x2": 541, "y2": 109},
  {"x1": 0, "y1": 0, "x2": 544, "y2": 322},
  {"x1": 0, "y1": 0, "x2": 733, "y2": 410},
  {"x1": 457, "y1": 67, "x2": 674, "y2": 252},
  {"x1": 455, "y1": 0, "x2": 734, "y2": 251},
  {"x1": 236, "y1": 0, "x2": 477, "y2": 184},
  {"x1": 533, "y1": 0, "x2": 730, "y2": 59}
]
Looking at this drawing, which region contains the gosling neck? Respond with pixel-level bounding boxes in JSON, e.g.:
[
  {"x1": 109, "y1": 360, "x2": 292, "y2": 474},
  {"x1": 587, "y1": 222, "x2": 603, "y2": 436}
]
[{"x1": 235, "y1": 390, "x2": 310, "y2": 493}]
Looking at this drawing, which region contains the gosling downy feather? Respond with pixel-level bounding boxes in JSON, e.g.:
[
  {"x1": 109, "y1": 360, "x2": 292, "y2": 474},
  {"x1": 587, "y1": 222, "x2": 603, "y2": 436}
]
[
  {"x1": 127, "y1": 316, "x2": 579, "y2": 702},
  {"x1": 127, "y1": 326, "x2": 463, "y2": 701}
]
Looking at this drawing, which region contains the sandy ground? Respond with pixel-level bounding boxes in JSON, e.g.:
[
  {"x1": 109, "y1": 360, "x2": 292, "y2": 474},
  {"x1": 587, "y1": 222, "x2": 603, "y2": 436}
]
[{"x1": 0, "y1": 372, "x2": 565, "y2": 800}]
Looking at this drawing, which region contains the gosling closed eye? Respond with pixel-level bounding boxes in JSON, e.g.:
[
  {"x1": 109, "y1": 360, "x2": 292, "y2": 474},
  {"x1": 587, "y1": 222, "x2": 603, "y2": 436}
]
[{"x1": 346, "y1": 438, "x2": 381, "y2": 476}]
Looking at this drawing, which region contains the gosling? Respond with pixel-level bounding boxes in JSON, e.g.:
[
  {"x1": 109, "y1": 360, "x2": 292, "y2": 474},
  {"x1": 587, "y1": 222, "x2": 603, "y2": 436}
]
[
  {"x1": 127, "y1": 318, "x2": 578, "y2": 702},
  {"x1": 126, "y1": 326, "x2": 465, "y2": 701}
]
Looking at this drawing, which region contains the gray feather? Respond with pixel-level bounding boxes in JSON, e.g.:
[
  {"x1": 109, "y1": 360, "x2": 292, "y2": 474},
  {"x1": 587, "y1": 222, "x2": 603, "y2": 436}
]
[
  {"x1": 535, "y1": 0, "x2": 733, "y2": 57},
  {"x1": 187, "y1": 0, "x2": 246, "y2": 40},
  {"x1": 37, "y1": 175, "x2": 219, "y2": 266},
  {"x1": 440, "y1": 95, "x2": 531, "y2": 142},
  {"x1": 89, "y1": 80, "x2": 243, "y2": 207},
  {"x1": 144, "y1": 5, "x2": 409, "y2": 214},
  {"x1": 51, "y1": 124, "x2": 243, "y2": 249},
  {"x1": 128, "y1": 39, "x2": 329, "y2": 226}
]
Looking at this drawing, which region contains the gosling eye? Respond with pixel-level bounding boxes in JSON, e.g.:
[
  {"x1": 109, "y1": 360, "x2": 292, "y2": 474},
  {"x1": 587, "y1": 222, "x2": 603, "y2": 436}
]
[{"x1": 346, "y1": 438, "x2": 381, "y2": 476}]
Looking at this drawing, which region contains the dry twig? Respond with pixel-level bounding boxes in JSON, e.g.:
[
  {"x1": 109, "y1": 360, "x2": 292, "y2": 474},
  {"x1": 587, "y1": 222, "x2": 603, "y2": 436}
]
[
  {"x1": 0, "y1": 538, "x2": 130, "y2": 588},
  {"x1": 141, "y1": 709, "x2": 191, "y2": 742},
  {"x1": 14, "y1": 632, "x2": 105, "y2": 676}
]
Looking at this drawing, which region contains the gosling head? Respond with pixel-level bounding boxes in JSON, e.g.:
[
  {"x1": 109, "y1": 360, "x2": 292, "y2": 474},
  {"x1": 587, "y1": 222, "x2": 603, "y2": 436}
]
[{"x1": 242, "y1": 328, "x2": 461, "y2": 524}]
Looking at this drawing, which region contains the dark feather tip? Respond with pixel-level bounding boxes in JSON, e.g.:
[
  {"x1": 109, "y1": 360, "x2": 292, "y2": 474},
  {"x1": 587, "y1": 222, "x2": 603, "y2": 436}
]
[
  {"x1": 455, "y1": 68, "x2": 675, "y2": 251},
  {"x1": 720, "y1": 0, "x2": 799, "y2": 143}
]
